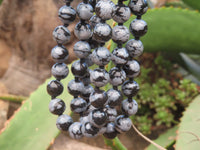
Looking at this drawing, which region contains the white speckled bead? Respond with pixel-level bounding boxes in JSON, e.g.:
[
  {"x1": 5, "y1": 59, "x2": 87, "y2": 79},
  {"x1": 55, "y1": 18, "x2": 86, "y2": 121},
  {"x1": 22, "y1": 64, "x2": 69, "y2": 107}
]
[
  {"x1": 70, "y1": 97, "x2": 88, "y2": 113},
  {"x1": 49, "y1": 98, "x2": 66, "y2": 115},
  {"x1": 67, "y1": 79, "x2": 84, "y2": 96},
  {"x1": 126, "y1": 39, "x2": 144, "y2": 57},
  {"x1": 129, "y1": 0, "x2": 148, "y2": 16},
  {"x1": 73, "y1": 41, "x2": 91, "y2": 59},
  {"x1": 122, "y1": 80, "x2": 140, "y2": 97},
  {"x1": 74, "y1": 22, "x2": 93, "y2": 40},
  {"x1": 89, "y1": 15, "x2": 101, "y2": 29},
  {"x1": 51, "y1": 63, "x2": 69, "y2": 80},
  {"x1": 77, "y1": 2, "x2": 93, "y2": 20},
  {"x1": 58, "y1": 5, "x2": 76, "y2": 25},
  {"x1": 51, "y1": 45, "x2": 69, "y2": 63},
  {"x1": 56, "y1": 114, "x2": 73, "y2": 131},
  {"x1": 112, "y1": 25, "x2": 130, "y2": 44},
  {"x1": 121, "y1": 99, "x2": 138, "y2": 116},
  {"x1": 68, "y1": 122, "x2": 83, "y2": 139},
  {"x1": 109, "y1": 67, "x2": 126, "y2": 86},
  {"x1": 112, "y1": 5, "x2": 131, "y2": 23},
  {"x1": 53, "y1": 25, "x2": 71, "y2": 45},
  {"x1": 111, "y1": 47, "x2": 129, "y2": 65},
  {"x1": 81, "y1": 122, "x2": 99, "y2": 138},
  {"x1": 123, "y1": 60, "x2": 140, "y2": 78},
  {"x1": 129, "y1": 19, "x2": 148, "y2": 37},
  {"x1": 106, "y1": 89, "x2": 123, "y2": 107},
  {"x1": 115, "y1": 115, "x2": 132, "y2": 133}
]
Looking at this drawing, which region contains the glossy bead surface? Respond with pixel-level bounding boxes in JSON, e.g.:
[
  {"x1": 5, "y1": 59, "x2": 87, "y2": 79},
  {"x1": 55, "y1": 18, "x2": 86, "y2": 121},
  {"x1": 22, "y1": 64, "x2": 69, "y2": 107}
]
[
  {"x1": 106, "y1": 89, "x2": 123, "y2": 107},
  {"x1": 129, "y1": 0, "x2": 148, "y2": 16},
  {"x1": 104, "y1": 105, "x2": 117, "y2": 122},
  {"x1": 51, "y1": 63, "x2": 69, "y2": 80},
  {"x1": 109, "y1": 67, "x2": 126, "y2": 86},
  {"x1": 89, "y1": 109, "x2": 107, "y2": 128},
  {"x1": 122, "y1": 80, "x2": 140, "y2": 97},
  {"x1": 103, "y1": 123, "x2": 118, "y2": 139},
  {"x1": 93, "y1": 23, "x2": 112, "y2": 43},
  {"x1": 47, "y1": 80, "x2": 63, "y2": 97},
  {"x1": 129, "y1": 19, "x2": 147, "y2": 37},
  {"x1": 51, "y1": 45, "x2": 69, "y2": 63},
  {"x1": 67, "y1": 79, "x2": 84, "y2": 96},
  {"x1": 71, "y1": 60, "x2": 87, "y2": 77},
  {"x1": 81, "y1": 122, "x2": 99, "y2": 137},
  {"x1": 111, "y1": 47, "x2": 129, "y2": 65},
  {"x1": 77, "y1": 2, "x2": 93, "y2": 20},
  {"x1": 80, "y1": 70, "x2": 91, "y2": 85},
  {"x1": 112, "y1": 25, "x2": 129, "y2": 44},
  {"x1": 73, "y1": 41, "x2": 91, "y2": 59},
  {"x1": 126, "y1": 39, "x2": 144, "y2": 57},
  {"x1": 49, "y1": 98, "x2": 66, "y2": 115},
  {"x1": 95, "y1": 0, "x2": 114, "y2": 20},
  {"x1": 74, "y1": 22, "x2": 92, "y2": 40},
  {"x1": 115, "y1": 115, "x2": 132, "y2": 133},
  {"x1": 53, "y1": 26, "x2": 71, "y2": 45},
  {"x1": 81, "y1": 85, "x2": 94, "y2": 100},
  {"x1": 88, "y1": 38, "x2": 99, "y2": 49},
  {"x1": 91, "y1": 47, "x2": 111, "y2": 66},
  {"x1": 68, "y1": 122, "x2": 83, "y2": 139},
  {"x1": 122, "y1": 99, "x2": 138, "y2": 116},
  {"x1": 112, "y1": 5, "x2": 131, "y2": 23},
  {"x1": 89, "y1": 0, "x2": 96, "y2": 9},
  {"x1": 123, "y1": 60, "x2": 140, "y2": 78},
  {"x1": 89, "y1": 15, "x2": 101, "y2": 29},
  {"x1": 89, "y1": 89, "x2": 107, "y2": 108},
  {"x1": 56, "y1": 114, "x2": 73, "y2": 131},
  {"x1": 58, "y1": 5, "x2": 76, "y2": 25},
  {"x1": 70, "y1": 97, "x2": 87, "y2": 113},
  {"x1": 90, "y1": 68, "x2": 110, "y2": 87}
]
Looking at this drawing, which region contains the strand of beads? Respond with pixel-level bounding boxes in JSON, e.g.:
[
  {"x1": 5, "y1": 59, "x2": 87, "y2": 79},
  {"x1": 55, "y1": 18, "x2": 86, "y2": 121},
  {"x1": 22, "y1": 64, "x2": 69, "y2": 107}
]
[{"x1": 47, "y1": 0, "x2": 76, "y2": 132}]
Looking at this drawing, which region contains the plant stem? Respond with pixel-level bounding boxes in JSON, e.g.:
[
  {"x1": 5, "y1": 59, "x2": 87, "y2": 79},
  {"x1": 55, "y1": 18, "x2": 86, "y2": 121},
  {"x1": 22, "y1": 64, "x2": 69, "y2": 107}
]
[
  {"x1": 0, "y1": 94, "x2": 27, "y2": 103},
  {"x1": 104, "y1": 137, "x2": 127, "y2": 150},
  {"x1": 132, "y1": 124, "x2": 167, "y2": 150}
]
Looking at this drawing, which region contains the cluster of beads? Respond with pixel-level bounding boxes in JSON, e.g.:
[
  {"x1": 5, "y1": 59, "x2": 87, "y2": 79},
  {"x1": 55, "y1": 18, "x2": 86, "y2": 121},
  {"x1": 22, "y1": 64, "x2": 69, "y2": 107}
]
[{"x1": 47, "y1": 0, "x2": 148, "y2": 140}]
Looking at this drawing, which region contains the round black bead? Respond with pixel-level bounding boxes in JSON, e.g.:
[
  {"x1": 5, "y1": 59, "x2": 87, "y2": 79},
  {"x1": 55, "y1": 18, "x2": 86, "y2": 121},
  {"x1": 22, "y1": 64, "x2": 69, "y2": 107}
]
[
  {"x1": 81, "y1": 85, "x2": 94, "y2": 101},
  {"x1": 51, "y1": 63, "x2": 69, "y2": 80},
  {"x1": 103, "y1": 123, "x2": 118, "y2": 139},
  {"x1": 80, "y1": 70, "x2": 91, "y2": 85},
  {"x1": 81, "y1": 122, "x2": 100, "y2": 138},
  {"x1": 53, "y1": 25, "x2": 71, "y2": 45},
  {"x1": 122, "y1": 80, "x2": 140, "y2": 97},
  {"x1": 115, "y1": 115, "x2": 132, "y2": 133},
  {"x1": 112, "y1": 4, "x2": 131, "y2": 23},
  {"x1": 71, "y1": 60, "x2": 87, "y2": 77},
  {"x1": 104, "y1": 105, "x2": 117, "y2": 122},
  {"x1": 74, "y1": 22, "x2": 92, "y2": 40},
  {"x1": 111, "y1": 47, "x2": 129, "y2": 65},
  {"x1": 126, "y1": 39, "x2": 144, "y2": 57},
  {"x1": 49, "y1": 98, "x2": 66, "y2": 115},
  {"x1": 106, "y1": 89, "x2": 123, "y2": 107},
  {"x1": 121, "y1": 99, "x2": 138, "y2": 116},
  {"x1": 47, "y1": 80, "x2": 63, "y2": 97},
  {"x1": 129, "y1": 19, "x2": 147, "y2": 38},
  {"x1": 77, "y1": 2, "x2": 93, "y2": 20},
  {"x1": 109, "y1": 67, "x2": 126, "y2": 86},
  {"x1": 89, "y1": 89, "x2": 108, "y2": 108},
  {"x1": 67, "y1": 79, "x2": 84, "y2": 96},
  {"x1": 51, "y1": 45, "x2": 69, "y2": 63},
  {"x1": 89, "y1": 109, "x2": 108, "y2": 128},
  {"x1": 56, "y1": 114, "x2": 73, "y2": 131},
  {"x1": 112, "y1": 25, "x2": 130, "y2": 44},
  {"x1": 123, "y1": 60, "x2": 140, "y2": 78},
  {"x1": 70, "y1": 97, "x2": 87, "y2": 113},
  {"x1": 129, "y1": 0, "x2": 148, "y2": 16},
  {"x1": 58, "y1": 5, "x2": 76, "y2": 25},
  {"x1": 68, "y1": 122, "x2": 83, "y2": 139},
  {"x1": 73, "y1": 41, "x2": 91, "y2": 59}
]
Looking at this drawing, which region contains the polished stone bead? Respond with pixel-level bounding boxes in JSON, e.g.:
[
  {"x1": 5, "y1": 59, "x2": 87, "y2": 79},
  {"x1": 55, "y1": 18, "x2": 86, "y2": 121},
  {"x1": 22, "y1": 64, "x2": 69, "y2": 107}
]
[
  {"x1": 115, "y1": 115, "x2": 132, "y2": 133},
  {"x1": 81, "y1": 122, "x2": 99, "y2": 138},
  {"x1": 129, "y1": 0, "x2": 148, "y2": 16},
  {"x1": 68, "y1": 122, "x2": 83, "y2": 139},
  {"x1": 89, "y1": 109, "x2": 107, "y2": 128},
  {"x1": 89, "y1": 89, "x2": 108, "y2": 108},
  {"x1": 74, "y1": 22, "x2": 92, "y2": 40},
  {"x1": 53, "y1": 25, "x2": 71, "y2": 45},
  {"x1": 129, "y1": 19, "x2": 147, "y2": 37},
  {"x1": 112, "y1": 25, "x2": 130, "y2": 44},
  {"x1": 112, "y1": 4, "x2": 131, "y2": 23},
  {"x1": 73, "y1": 41, "x2": 91, "y2": 59},
  {"x1": 81, "y1": 85, "x2": 94, "y2": 100},
  {"x1": 103, "y1": 105, "x2": 117, "y2": 122},
  {"x1": 67, "y1": 79, "x2": 84, "y2": 96},
  {"x1": 122, "y1": 99, "x2": 138, "y2": 116},
  {"x1": 71, "y1": 60, "x2": 87, "y2": 77},
  {"x1": 106, "y1": 89, "x2": 123, "y2": 107},
  {"x1": 47, "y1": 80, "x2": 63, "y2": 97},
  {"x1": 111, "y1": 47, "x2": 129, "y2": 65},
  {"x1": 126, "y1": 39, "x2": 144, "y2": 57},
  {"x1": 70, "y1": 97, "x2": 87, "y2": 113},
  {"x1": 89, "y1": 15, "x2": 101, "y2": 29},
  {"x1": 77, "y1": 2, "x2": 93, "y2": 20},
  {"x1": 123, "y1": 60, "x2": 140, "y2": 78},
  {"x1": 103, "y1": 123, "x2": 118, "y2": 139},
  {"x1": 109, "y1": 67, "x2": 126, "y2": 86},
  {"x1": 51, "y1": 45, "x2": 69, "y2": 63},
  {"x1": 51, "y1": 63, "x2": 69, "y2": 80},
  {"x1": 122, "y1": 80, "x2": 140, "y2": 97},
  {"x1": 56, "y1": 114, "x2": 73, "y2": 131},
  {"x1": 49, "y1": 98, "x2": 66, "y2": 115},
  {"x1": 58, "y1": 5, "x2": 76, "y2": 25}
]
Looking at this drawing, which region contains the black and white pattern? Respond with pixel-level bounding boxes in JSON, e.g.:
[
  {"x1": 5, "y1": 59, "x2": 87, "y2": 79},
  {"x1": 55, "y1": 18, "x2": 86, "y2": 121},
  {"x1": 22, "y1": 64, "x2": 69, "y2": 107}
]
[
  {"x1": 56, "y1": 114, "x2": 73, "y2": 131},
  {"x1": 77, "y1": 2, "x2": 93, "y2": 20},
  {"x1": 73, "y1": 41, "x2": 91, "y2": 59},
  {"x1": 123, "y1": 60, "x2": 140, "y2": 78},
  {"x1": 89, "y1": 89, "x2": 108, "y2": 108},
  {"x1": 51, "y1": 45, "x2": 69, "y2": 63},
  {"x1": 70, "y1": 97, "x2": 88, "y2": 113},
  {"x1": 122, "y1": 80, "x2": 140, "y2": 97},
  {"x1": 71, "y1": 60, "x2": 88, "y2": 77},
  {"x1": 109, "y1": 67, "x2": 126, "y2": 86},
  {"x1": 111, "y1": 47, "x2": 129, "y2": 65},
  {"x1": 126, "y1": 39, "x2": 144, "y2": 57},
  {"x1": 53, "y1": 25, "x2": 71, "y2": 45},
  {"x1": 74, "y1": 22, "x2": 93, "y2": 40},
  {"x1": 58, "y1": 5, "x2": 76, "y2": 25},
  {"x1": 114, "y1": 115, "x2": 132, "y2": 133},
  {"x1": 47, "y1": 80, "x2": 63, "y2": 97},
  {"x1": 89, "y1": 109, "x2": 108, "y2": 128},
  {"x1": 81, "y1": 122, "x2": 100, "y2": 137},
  {"x1": 112, "y1": 4, "x2": 131, "y2": 23},
  {"x1": 103, "y1": 123, "x2": 118, "y2": 139},
  {"x1": 68, "y1": 122, "x2": 83, "y2": 139},
  {"x1": 129, "y1": 0, "x2": 148, "y2": 16},
  {"x1": 106, "y1": 89, "x2": 123, "y2": 107},
  {"x1": 112, "y1": 25, "x2": 130, "y2": 44},
  {"x1": 121, "y1": 99, "x2": 138, "y2": 116},
  {"x1": 49, "y1": 98, "x2": 66, "y2": 115},
  {"x1": 67, "y1": 79, "x2": 84, "y2": 96},
  {"x1": 129, "y1": 19, "x2": 148, "y2": 37},
  {"x1": 51, "y1": 63, "x2": 69, "y2": 80}
]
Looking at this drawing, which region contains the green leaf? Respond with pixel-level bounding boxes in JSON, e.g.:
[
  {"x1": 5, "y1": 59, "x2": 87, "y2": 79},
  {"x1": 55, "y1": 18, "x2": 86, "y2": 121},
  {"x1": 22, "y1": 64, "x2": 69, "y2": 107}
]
[
  {"x1": 182, "y1": 0, "x2": 200, "y2": 11},
  {"x1": 146, "y1": 126, "x2": 178, "y2": 150},
  {"x1": 176, "y1": 95, "x2": 200, "y2": 150},
  {"x1": 125, "y1": 7, "x2": 200, "y2": 54},
  {"x1": 0, "y1": 65, "x2": 74, "y2": 150}
]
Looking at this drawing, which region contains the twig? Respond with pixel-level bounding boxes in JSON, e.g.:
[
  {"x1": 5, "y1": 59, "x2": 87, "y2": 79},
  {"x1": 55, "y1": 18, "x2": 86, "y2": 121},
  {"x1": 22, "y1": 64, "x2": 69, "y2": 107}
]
[
  {"x1": 0, "y1": 94, "x2": 27, "y2": 103},
  {"x1": 132, "y1": 124, "x2": 167, "y2": 150}
]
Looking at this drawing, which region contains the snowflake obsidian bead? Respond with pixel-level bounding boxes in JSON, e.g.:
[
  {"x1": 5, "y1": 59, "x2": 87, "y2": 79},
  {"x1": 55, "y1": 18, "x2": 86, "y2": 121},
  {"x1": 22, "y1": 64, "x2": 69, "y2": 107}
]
[
  {"x1": 112, "y1": 25, "x2": 130, "y2": 44},
  {"x1": 53, "y1": 25, "x2": 71, "y2": 45},
  {"x1": 129, "y1": 0, "x2": 148, "y2": 16},
  {"x1": 91, "y1": 47, "x2": 111, "y2": 66},
  {"x1": 123, "y1": 60, "x2": 140, "y2": 78},
  {"x1": 109, "y1": 67, "x2": 126, "y2": 86},
  {"x1": 122, "y1": 99, "x2": 138, "y2": 116},
  {"x1": 111, "y1": 47, "x2": 129, "y2": 65},
  {"x1": 126, "y1": 39, "x2": 144, "y2": 57},
  {"x1": 73, "y1": 41, "x2": 91, "y2": 59},
  {"x1": 89, "y1": 15, "x2": 101, "y2": 29},
  {"x1": 74, "y1": 22, "x2": 92, "y2": 40},
  {"x1": 70, "y1": 97, "x2": 87, "y2": 113},
  {"x1": 49, "y1": 98, "x2": 66, "y2": 115},
  {"x1": 56, "y1": 114, "x2": 73, "y2": 131},
  {"x1": 129, "y1": 19, "x2": 148, "y2": 37},
  {"x1": 89, "y1": 109, "x2": 108, "y2": 128},
  {"x1": 106, "y1": 89, "x2": 123, "y2": 107},
  {"x1": 103, "y1": 123, "x2": 118, "y2": 139},
  {"x1": 81, "y1": 122, "x2": 100, "y2": 138},
  {"x1": 80, "y1": 70, "x2": 91, "y2": 85},
  {"x1": 115, "y1": 115, "x2": 132, "y2": 133},
  {"x1": 51, "y1": 45, "x2": 69, "y2": 63},
  {"x1": 71, "y1": 60, "x2": 87, "y2": 77},
  {"x1": 90, "y1": 68, "x2": 110, "y2": 87},
  {"x1": 68, "y1": 122, "x2": 83, "y2": 139},
  {"x1": 81, "y1": 85, "x2": 94, "y2": 101},
  {"x1": 104, "y1": 105, "x2": 117, "y2": 122},
  {"x1": 77, "y1": 2, "x2": 93, "y2": 20},
  {"x1": 122, "y1": 80, "x2": 140, "y2": 97},
  {"x1": 93, "y1": 23, "x2": 112, "y2": 43},
  {"x1": 95, "y1": 0, "x2": 115, "y2": 20},
  {"x1": 67, "y1": 79, "x2": 84, "y2": 96},
  {"x1": 112, "y1": 4, "x2": 131, "y2": 23},
  {"x1": 47, "y1": 80, "x2": 63, "y2": 97},
  {"x1": 58, "y1": 5, "x2": 76, "y2": 25},
  {"x1": 89, "y1": 0, "x2": 96, "y2": 9},
  {"x1": 51, "y1": 63, "x2": 69, "y2": 80},
  {"x1": 89, "y1": 89, "x2": 108, "y2": 108}
]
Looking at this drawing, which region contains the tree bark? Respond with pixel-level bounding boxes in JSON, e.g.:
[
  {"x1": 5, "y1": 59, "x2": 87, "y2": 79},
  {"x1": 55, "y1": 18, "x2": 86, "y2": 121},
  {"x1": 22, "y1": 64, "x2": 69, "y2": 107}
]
[{"x1": 0, "y1": 0, "x2": 79, "y2": 96}]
